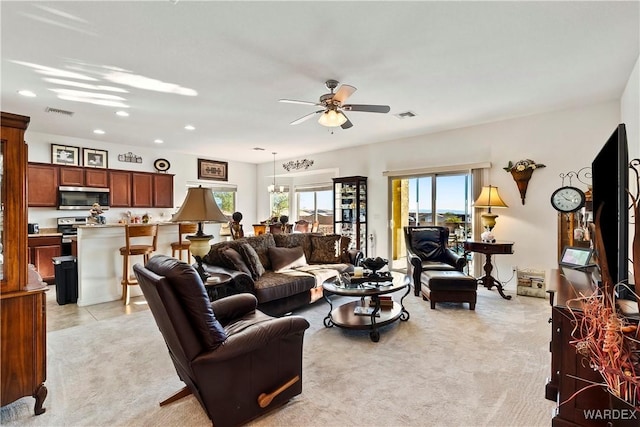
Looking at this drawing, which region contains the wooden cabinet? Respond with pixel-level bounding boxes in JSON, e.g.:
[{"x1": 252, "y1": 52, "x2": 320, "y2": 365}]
[
  {"x1": 109, "y1": 170, "x2": 132, "y2": 207},
  {"x1": 333, "y1": 176, "x2": 367, "y2": 255},
  {"x1": 28, "y1": 236, "x2": 62, "y2": 285},
  {"x1": 557, "y1": 192, "x2": 592, "y2": 258},
  {"x1": 59, "y1": 166, "x2": 83, "y2": 186},
  {"x1": 27, "y1": 163, "x2": 58, "y2": 207},
  {"x1": 28, "y1": 163, "x2": 172, "y2": 208},
  {"x1": 153, "y1": 173, "x2": 174, "y2": 208},
  {"x1": 59, "y1": 166, "x2": 108, "y2": 188},
  {"x1": 84, "y1": 169, "x2": 108, "y2": 188},
  {"x1": 546, "y1": 269, "x2": 610, "y2": 426},
  {"x1": 132, "y1": 173, "x2": 153, "y2": 207},
  {"x1": 1, "y1": 112, "x2": 48, "y2": 415}
]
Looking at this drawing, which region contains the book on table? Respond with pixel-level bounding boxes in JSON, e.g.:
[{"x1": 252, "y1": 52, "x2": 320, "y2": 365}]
[
  {"x1": 368, "y1": 296, "x2": 394, "y2": 308},
  {"x1": 353, "y1": 306, "x2": 381, "y2": 316}
]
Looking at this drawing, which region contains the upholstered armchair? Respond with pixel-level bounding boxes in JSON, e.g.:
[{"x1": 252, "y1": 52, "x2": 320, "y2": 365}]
[
  {"x1": 133, "y1": 255, "x2": 310, "y2": 427},
  {"x1": 404, "y1": 226, "x2": 467, "y2": 296}
]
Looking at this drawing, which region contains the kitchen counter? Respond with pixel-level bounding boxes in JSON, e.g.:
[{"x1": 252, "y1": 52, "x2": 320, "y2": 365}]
[
  {"x1": 75, "y1": 222, "x2": 221, "y2": 306},
  {"x1": 28, "y1": 232, "x2": 62, "y2": 238}
]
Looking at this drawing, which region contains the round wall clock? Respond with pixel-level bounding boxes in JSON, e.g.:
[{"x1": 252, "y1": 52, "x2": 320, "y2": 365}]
[
  {"x1": 154, "y1": 158, "x2": 170, "y2": 172},
  {"x1": 550, "y1": 186, "x2": 586, "y2": 213}
]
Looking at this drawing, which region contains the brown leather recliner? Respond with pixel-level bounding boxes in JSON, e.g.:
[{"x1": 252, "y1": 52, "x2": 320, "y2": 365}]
[
  {"x1": 133, "y1": 255, "x2": 310, "y2": 427},
  {"x1": 404, "y1": 226, "x2": 467, "y2": 296}
]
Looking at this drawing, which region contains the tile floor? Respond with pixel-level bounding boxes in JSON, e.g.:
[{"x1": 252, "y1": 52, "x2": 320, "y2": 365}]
[{"x1": 45, "y1": 285, "x2": 149, "y2": 332}]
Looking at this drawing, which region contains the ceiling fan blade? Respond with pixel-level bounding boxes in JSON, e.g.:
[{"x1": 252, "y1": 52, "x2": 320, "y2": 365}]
[
  {"x1": 333, "y1": 84, "x2": 357, "y2": 104},
  {"x1": 290, "y1": 110, "x2": 324, "y2": 125},
  {"x1": 342, "y1": 104, "x2": 390, "y2": 113},
  {"x1": 279, "y1": 99, "x2": 320, "y2": 106},
  {"x1": 341, "y1": 114, "x2": 353, "y2": 130}
]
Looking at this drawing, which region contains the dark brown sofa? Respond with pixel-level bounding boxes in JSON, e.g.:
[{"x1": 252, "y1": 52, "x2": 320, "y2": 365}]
[
  {"x1": 133, "y1": 255, "x2": 310, "y2": 427},
  {"x1": 202, "y1": 233, "x2": 362, "y2": 316}
]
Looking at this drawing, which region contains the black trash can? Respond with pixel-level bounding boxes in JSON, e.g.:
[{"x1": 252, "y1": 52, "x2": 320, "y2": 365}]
[{"x1": 52, "y1": 255, "x2": 78, "y2": 305}]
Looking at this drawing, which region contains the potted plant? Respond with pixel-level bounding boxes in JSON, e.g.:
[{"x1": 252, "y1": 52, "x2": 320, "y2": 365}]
[{"x1": 443, "y1": 213, "x2": 461, "y2": 233}]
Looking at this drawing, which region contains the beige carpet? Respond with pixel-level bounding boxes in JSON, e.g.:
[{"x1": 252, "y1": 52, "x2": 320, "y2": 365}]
[{"x1": 1, "y1": 286, "x2": 556, "y2": 426}]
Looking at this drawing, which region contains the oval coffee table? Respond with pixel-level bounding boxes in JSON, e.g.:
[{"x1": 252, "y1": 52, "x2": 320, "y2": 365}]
[{"x1": 322, "y1": 273, "x2": 410, "y2": 342}]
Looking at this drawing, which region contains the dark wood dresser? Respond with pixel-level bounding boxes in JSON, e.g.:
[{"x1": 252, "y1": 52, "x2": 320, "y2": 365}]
[{"x1": 545, "y1": 267, "x2": 637, "y2": 426}]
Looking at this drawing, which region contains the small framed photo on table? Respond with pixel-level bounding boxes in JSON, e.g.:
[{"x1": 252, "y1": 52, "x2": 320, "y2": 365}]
[
  {"x1": 83, "y1": 148, "x2": 108, "y2": 168},
  {"x1": 51, "y1": 144, "x2": 80, "y2": 166},
  {"x1": 198, "y1": 159, "x2": 228, "y2": 181}
]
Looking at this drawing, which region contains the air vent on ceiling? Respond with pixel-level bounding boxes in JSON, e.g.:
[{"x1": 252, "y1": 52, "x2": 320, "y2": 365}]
[
  {"x1": 395, "y1": 111, "x2": 416, "y2": 119},
  {"x1": 45, "y1": 107, "x2": 74, "y2": 117}
]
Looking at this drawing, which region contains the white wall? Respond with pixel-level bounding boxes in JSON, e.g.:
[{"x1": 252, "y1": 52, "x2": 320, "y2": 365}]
[
  {"x1": 258, "y1": 101, "x2": 621, "y2": 283},
  {"x1": 621, "y1": 55, "x2": 640, "y2": 160},
  {"x1": 25, "y1": 132, "x2": 257, "y2": 240}
]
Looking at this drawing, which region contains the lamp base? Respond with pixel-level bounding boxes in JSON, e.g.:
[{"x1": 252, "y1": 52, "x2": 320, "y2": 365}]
[
  {"x1": 480, "y1": 213, "x2": 498, "y2": 231},
  {"x1": 186, "y1": 233, "x2": 213, "y2": 283}
]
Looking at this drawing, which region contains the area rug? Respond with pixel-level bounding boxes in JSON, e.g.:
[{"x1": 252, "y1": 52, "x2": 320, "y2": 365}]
[{"x1": 1, "y1": 288, "x2": 556, "y2": 426}]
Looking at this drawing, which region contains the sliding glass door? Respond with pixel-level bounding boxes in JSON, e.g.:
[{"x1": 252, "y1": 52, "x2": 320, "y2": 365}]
[{"x1": 391, "y1": 172, "x2": 472, "y2": 271}]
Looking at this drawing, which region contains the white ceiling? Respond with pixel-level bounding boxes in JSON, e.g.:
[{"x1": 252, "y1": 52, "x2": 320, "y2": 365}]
[{"x1": 2, "y1": 1, "x2": 639, "y2": 164}]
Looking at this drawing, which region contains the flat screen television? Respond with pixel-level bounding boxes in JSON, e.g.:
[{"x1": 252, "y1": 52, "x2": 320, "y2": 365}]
[{"x1": 591, "y1": 123, "x2": 628, "y2": 287}]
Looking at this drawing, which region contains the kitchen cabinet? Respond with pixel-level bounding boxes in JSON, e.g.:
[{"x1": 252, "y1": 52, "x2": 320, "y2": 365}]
[
  {"x1": 1, "y1": 112, "x2": 48, "y2": 415},
  {"x1": 132, "y1": 173, "x2": 153, "y2": 207},
  {"x1": 28, "y1": 236, "x2": 62, "y2": 285},
  {"x1": 59, "y1": 166, "x2": 83, "y2": 186},
  {"x1": 27, "y1": 163, "x2": 58, "y2": 207},
  {"x1": 84, "y1": 169, "x2": 108, "y2": 188},
  {"x1": 333, "y1": 176, "x2": 367, "y2": 255},
  {"x1": 153, "y1": 173, "x2": 174, "y2": 208},
  {"x1": 109, "y1": 170, "x2": 132, "y2": 207}
]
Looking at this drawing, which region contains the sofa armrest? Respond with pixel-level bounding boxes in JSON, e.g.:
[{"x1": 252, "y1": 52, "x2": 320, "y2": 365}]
[
  {"x1": 211, "y1": 293, "x2": 258, "y2": 325},
  {"x1": 192, "y1": 316, "x2": 310, "y2": 364},
  {"x1": 201, "y1": 263, "x2": 256, "y2": 296}
]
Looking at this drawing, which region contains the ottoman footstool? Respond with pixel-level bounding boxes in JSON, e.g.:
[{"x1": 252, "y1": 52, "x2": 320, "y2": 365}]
[{"x1": 421, "y1": 270, "x2": 478, "y2": 310}]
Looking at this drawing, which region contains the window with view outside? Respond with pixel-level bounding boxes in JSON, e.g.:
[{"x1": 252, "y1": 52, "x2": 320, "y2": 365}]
[
  {"x1": 213, "y1": 191, "x2": 235, "y2": 236},
  {"x1": 296, "y1": 189, "x2": 333, "y2": 233},
  {"x1": 270, "y1": 192, "x2": 289, "y2": 220}
]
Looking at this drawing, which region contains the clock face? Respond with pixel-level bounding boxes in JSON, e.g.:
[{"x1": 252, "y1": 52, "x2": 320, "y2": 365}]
[{"x1": 550, "y1": 186, "x2": 586, "y2": 213}]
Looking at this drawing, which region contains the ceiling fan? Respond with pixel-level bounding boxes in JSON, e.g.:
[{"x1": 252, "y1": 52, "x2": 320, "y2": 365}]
[{"x1": 279, "y1": 79, "x2": 390, "y2": 129}]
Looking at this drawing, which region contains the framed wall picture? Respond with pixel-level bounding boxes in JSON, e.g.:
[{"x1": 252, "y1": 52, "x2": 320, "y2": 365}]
[
  {"x1": 51, "y1": 144, "x2": 80, "y2": 166},
  {"x1": 198, "y1": 159, "x2": 228, "y2": 181},
  {"x1": 83, "y1": 148, "x2": 108, "y2": 169}
]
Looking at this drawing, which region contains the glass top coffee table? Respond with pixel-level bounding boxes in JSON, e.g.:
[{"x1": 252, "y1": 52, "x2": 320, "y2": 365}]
[{"x1": 322, "y1": 273, "x2": 410, "y2": 342}]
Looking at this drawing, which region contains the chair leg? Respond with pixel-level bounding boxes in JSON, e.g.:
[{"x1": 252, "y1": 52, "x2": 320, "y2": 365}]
[
  {"x1": 159, "y1": 386, "x2": 192, "y2": 406},
  {"x1": 122, "y1": 255, "x2": 130, "y2": 306}
]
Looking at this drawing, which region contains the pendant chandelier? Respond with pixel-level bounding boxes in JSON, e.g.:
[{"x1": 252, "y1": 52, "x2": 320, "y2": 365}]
[{"x1": 267, "y1": 152, "x2": 284, "y2": 193}]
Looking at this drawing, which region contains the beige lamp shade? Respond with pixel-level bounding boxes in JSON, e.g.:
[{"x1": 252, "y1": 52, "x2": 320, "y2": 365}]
[
  {"x1": 172, "y1": 186, "x2": 228, "y2": 260},
  {"x1": 474, "y1": 185, "x2": 508, "y2": 231},
  {"x1": 171, "y1": 186, "x2": 229, "y2": 224}
]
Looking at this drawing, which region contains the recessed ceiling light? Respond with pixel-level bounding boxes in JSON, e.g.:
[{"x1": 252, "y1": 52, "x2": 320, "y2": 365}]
[
  {"x1": 154, "y1": 139, "x2": 164, "y2": 144},
  {"x1": 184, "y1": 124, "x2": 195, "y2": 131},
  {"x1": 18, "y1": 90, "x2": 36, "y2": 97},
  {"x1": 93, "y1": 129, "x2": 105, "y2": 135},
  {"x1": 115, "y1": 111, "x2": 129, "y2": 117}
]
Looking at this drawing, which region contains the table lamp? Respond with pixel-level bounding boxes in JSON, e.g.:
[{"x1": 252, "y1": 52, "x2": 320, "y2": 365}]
[
  {"x1": 172, "y1": 186, "x2": 228, "y2": 281},
  {"x1": 474, "y1": 185, "x2": 508, "y2": 232}
]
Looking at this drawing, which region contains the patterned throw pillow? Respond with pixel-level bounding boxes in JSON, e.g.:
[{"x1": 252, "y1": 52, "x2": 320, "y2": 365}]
[
  {"x1": 309, "y1": 235, "x2": 341, "y2": 264},
  {"x1": 219, "y1": 247, "x2": 252, "y2": 276},
  {"x1": 268, "y1": 246, "x2": 308, "y2": 272},
  {"x1": 238, "y1": 243, "x2": 265, "y2": 279}
]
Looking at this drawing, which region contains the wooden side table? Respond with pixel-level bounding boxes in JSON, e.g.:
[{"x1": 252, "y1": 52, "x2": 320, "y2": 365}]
[
  {"x1": 204, "y1": 273, "x2": 233, "y2": 300},
  {"x1": 463, "y1": 240, "x2": 514, "y2": 300}
]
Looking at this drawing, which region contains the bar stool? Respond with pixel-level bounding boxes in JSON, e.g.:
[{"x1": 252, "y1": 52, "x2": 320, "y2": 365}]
[
  {"x1": 120, "y1": 223, "x2": 158, "y2": 305},
  {"x1": 171, "y1": 222, "x2": 198, "y2": 261}
]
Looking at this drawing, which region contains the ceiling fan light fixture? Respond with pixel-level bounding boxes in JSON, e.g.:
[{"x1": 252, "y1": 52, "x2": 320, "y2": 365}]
[{"x1": 318, "y1": 109, "x2": 347, "y2": 127}]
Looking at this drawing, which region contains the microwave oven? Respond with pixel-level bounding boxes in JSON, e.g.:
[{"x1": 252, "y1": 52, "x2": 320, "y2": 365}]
[{"x1": 58, "y1": 186, "x2": 110, "y2": 210}]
